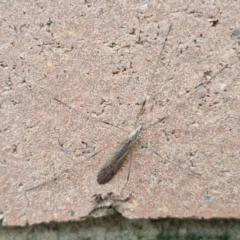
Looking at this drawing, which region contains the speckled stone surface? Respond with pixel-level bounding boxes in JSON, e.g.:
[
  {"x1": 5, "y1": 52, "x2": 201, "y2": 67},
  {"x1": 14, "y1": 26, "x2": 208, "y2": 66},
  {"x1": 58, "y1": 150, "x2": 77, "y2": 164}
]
[{"x1": 0, "y1": 0, "x2": 239, "y2": 226}]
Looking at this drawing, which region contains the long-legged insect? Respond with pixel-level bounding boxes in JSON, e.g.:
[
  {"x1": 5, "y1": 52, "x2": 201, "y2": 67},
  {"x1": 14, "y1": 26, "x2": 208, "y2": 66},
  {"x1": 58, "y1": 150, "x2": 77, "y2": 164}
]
[
  {"x1": 95, "y1": 92, "x2": 204, "y2": 186},
  {"x1": 96, "y1": 25, "x2": 173, "y2": 185},
  {"x1": 24, "y1": 22, "x2": 234, "y2": 198}
]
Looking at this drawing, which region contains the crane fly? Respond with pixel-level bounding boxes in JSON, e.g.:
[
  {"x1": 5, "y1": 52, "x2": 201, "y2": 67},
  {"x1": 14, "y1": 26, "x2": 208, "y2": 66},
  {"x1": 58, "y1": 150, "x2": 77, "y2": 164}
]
[{"x1": 24, "y1": 21, "x2": 234, "y2": 198}]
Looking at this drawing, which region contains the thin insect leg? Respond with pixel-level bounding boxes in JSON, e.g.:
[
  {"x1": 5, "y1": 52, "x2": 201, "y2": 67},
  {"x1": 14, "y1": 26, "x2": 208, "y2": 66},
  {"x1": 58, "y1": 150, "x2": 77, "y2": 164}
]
[
  {"x1": 97, "y1": 96, "x2": 147, "y2": 185},
  {"x1": 53, "y1": 97, "x2": 79, "y2": 114},
  {"x1": 144, "y1": 23, "x2": 230, "y2": 129},
  {"x1": 128, "y1": 67, "x2": 229, "y2": 181},
  {"x1": 24, "y1": 177, "x2": 58, "y2": 205},
  {"x1": 155, "y1": 23, "x2": 172, "y2": 65},
  {"x1": 25, "y1": 169, "x2": 66, "y2": 196},
  {"x1": 127, "y1": 125, "x2": 202, "y2": 180},
  {"x1": 138, "y1": 23, "x2": 173, "y2": 104},
  {"x1": 150, "y1": 148, "x2": 201, "y2": 177},
  {"x1": 147, "y1": 64, "x2": 229, "y2": 129},
  {"x1": 194, "y1": 64, "x2": 228, "y2": 89},
  {"x1": 138, "y1": 65, "x2": 232, "y2": 178},
  {"x1": 46, "y1": 88, "x2": 128, "y2": 134},
  {"x1": 96, "y1": 97, "x2": 147, "y2": 186},
  {"x1": 120, "y1": 99, "x2": 148, "y2": 188},
  {"x1": 120, "y1": 24, "x2": 173, "y2": 188},
  {"x1": 26, "y1": 92, "x2": 136, "y2": 189},
  {"x1": 133, "y1": 24, "x2": 173, "y2": 128},
  {"x1": 24, "y1": 151, "x2": 99, "y2": 203},
  {"x1": 54, "y1": 94, "x2": 130, "y2": 135},
  {"x1": 120, "y1": 169, "x2": 131, "y2": 195},
  {"x1": 133, "y1": 98, "x2": 147, "y2": 127},
  {"x1": 100, "y1": 120, "x2": 129, "y2": 134},
  {"x1": 23, "y1": 93, "x2": 90, "y2": 202}
]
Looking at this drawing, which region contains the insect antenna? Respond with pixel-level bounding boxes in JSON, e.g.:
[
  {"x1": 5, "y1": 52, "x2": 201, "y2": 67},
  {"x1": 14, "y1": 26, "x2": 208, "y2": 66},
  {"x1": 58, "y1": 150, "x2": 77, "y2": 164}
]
[{"x1": 117, "y1": 24, "x2": 173, "y2": 189}]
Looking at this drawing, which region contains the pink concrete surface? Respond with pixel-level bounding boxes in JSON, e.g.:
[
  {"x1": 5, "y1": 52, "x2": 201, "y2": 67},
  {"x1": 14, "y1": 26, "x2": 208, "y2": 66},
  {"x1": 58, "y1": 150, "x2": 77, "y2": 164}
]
[{"x1": 0, "y1": 1, "x2": 239, "y2": 226}]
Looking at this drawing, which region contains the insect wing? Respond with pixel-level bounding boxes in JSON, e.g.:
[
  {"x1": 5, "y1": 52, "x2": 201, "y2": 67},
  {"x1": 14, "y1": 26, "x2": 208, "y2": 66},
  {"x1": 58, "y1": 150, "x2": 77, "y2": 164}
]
[{"x1": 97, "y1": 138, "x2": 132, "y2": 184}]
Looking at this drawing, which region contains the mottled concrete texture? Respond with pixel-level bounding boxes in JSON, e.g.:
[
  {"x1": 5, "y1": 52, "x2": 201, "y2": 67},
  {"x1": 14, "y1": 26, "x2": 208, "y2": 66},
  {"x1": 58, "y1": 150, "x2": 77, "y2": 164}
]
[{"x1": 0, "y1": 0, "x2": 239, "y2": 226}]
